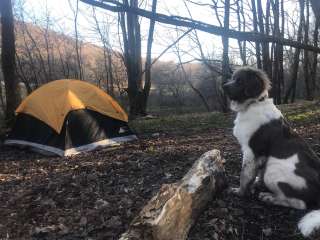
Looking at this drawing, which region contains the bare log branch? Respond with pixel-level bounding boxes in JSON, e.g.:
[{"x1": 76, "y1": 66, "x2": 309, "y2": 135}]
[{"x1": 119, "y1": 149, "x2": 227, "y2": 240}]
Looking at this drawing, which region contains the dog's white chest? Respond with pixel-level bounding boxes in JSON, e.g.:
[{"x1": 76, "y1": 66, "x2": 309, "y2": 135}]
[{"x1": 233, "y1": 99, "x2": 282, "y2": 149}]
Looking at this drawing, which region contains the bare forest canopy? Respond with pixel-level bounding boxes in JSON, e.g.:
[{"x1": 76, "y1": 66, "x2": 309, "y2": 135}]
[
  {"x1": 1, "y1": 19, "x2": 214, "y2": 113},
  {"x1": 82, "y1": 0, "x2": 320, "y2": 53},
  {"x1": 78, "y1": 0, "x2": 320, "y2": 110}
]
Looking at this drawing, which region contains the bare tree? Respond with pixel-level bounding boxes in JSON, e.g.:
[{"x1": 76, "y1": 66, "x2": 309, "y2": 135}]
[
  {"x1": 69, "y1": 0, "x2": 83, "y2": 80},
  {"x1": 257, "y1": 0, "x2": 272, "y2": 78},
  {"x1": 271, "y1": 0, "x2": 282, "y2": 104},
  {"x1": 221, "y1": 0, "x2": 231, "y2": 112},
  {"x1": 284, "y1": 0, "x2": 305, "y2": 103},
  {"x1": 303, "y1": 0, "x2": 311, "y2": 100},
  {"x1": 310, "y1": 15, "x2": 320, "y2": 99},
  {"x1": 239, "y1": 0, "x2": 247, "y2": 66},
  {"x1": 92, "y1": 7, "x2": 115, "y2": 95},
  {"x1": 117, "y1": 0, "x2": 161, "y2": 118},
  {"x1": 311, "y1": 0, "x2": 320, "y2": 21},
  {"x1": 250, "y1": 0, "x2": 259, "y2": 67},
  {"x1": 142, "y1": 0, "x2": 157, "y2": 114},
  {"x1": 0, "y1": 0, "x2": 20, "y2": 124},
  {"x1": 172, "y1": 29, "x2": 210, "y2": 112}
]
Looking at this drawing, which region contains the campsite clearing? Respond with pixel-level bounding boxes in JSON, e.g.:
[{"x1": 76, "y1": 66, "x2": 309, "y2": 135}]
[{"x1": 0, "y1": 101, "x2": 319, "y2": 240}]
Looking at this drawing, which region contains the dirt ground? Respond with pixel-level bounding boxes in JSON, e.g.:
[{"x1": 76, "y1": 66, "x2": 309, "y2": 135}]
[{"x1": 0, "y1": 104, "x2": 319, "y2": 240}]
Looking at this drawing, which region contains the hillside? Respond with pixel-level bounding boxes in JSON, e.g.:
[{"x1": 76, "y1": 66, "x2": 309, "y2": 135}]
[{"x1": 7, "y1": 20, "x2": 127, "y2": 93}]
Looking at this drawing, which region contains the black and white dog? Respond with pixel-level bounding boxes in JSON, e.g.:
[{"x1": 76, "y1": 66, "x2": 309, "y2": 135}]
[{"x1": 223, "y1": 67, "x2": 320, "y2": 237}]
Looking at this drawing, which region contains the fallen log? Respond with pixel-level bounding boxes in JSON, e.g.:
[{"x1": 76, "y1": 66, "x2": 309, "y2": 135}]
[{"x1": 119, "y1": 149, "x2": 227, "y2": 240}]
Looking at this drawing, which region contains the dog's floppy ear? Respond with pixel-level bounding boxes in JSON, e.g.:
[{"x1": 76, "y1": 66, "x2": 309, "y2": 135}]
[{"x1": 244, "y1": 72, "x2": 264, "y2": 97}]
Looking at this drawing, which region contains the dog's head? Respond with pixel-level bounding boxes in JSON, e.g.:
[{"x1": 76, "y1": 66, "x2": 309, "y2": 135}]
[{"x1": 222, "y1": 67, "x2": 271, "y2": 110}]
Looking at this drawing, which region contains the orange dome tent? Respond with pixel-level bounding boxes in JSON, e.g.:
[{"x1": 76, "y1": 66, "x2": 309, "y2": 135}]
[{"x1": 5, "y1": 80, "x2": 137, "y2": 156}]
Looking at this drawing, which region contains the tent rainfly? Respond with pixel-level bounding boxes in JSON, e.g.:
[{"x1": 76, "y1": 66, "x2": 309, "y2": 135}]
[{"x1": 5, "y1": 79, "x2": 137, "y2": 156}]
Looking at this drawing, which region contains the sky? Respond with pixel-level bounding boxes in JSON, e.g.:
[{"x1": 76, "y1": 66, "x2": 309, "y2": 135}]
[{"x1": 20, "y1": 0, "x2": 300, "y2": 63}]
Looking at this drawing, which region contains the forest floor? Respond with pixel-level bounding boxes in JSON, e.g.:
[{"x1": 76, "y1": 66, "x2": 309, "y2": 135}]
[{"x1": 0, "y1": 101, "x2": 320, "y2": 240}]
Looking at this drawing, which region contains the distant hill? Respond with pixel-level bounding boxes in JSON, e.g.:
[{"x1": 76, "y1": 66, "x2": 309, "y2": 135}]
[{"x1": 12, "y1": 20, "x2": 126, "y2": 92}]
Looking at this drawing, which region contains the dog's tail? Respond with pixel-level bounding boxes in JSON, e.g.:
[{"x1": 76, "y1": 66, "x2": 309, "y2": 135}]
[{"x1": 298, "y1": 210, "x2": 320, "y2": 237}]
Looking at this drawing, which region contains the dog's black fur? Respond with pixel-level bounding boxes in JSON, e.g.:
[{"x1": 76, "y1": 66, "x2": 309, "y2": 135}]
[{"x1": 249, "y1": 118, "x2": 320, "y2": 208}]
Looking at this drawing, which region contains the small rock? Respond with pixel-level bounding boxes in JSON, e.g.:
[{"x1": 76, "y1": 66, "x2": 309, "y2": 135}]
[
  {"x1": 58, "y1": 223, "x2": 69, "y2": 235},
  {"x1": 216, "y1": 199, "x2": 226, "y2": 208},
  {"x1": 262, "y1": 227, "x2": 272, "y2": 236},
  {"x1": 233, "y1": 208, "x2": 244, "y2": 216},
  {"x1": 106, "y1": 216, "x2": 122, "y2": 227},
  {"x1": 34, "y1": 225, "x2": 57, "y2": 234},
  {"x1": 206, "y1": 218, "x2": 218, "y2": 227},
  {"x1": 79, "y1": 216, "x2": 87, "y2": 226},
  {"x1": 121, "y1": 197, "x2": 133, "y2": 207},
  {"x1": 95, "y1": 199, "x2": 110, "y2": 210},
  {"x1": 152, "y1": 133, "x2": 160, "y2": 137},
  {"x1": 41, "y1": 198, "x2": 56, "y2": 208},
  {"x1": 87, "y1": 173, "x2": 97, "y2": 181},
  {"x1": 164, "y1": 172, "x2": 172, "y2": 178},
  {"x1": 212, "y1": 232, "x2": 219, "y2": 240}
]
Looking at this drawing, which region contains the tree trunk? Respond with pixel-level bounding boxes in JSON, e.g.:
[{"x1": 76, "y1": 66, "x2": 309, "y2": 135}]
[
  {"x1": 0, "y1": 0, "x2": 20, "y2": 125},
  {"x1": 271, "y1": 0, "x2": 281, "y2": 104},
  {"x1": 257, "y1": 0, "x2": 272, "y2": 78},
  {"x1": 118, "y1": 0, "x2": 159, "y2": 118},
  {"x1": 304, "y1": 0, "x2": 311, "y2": 100},
  {"x1": 279, "y1": 0, "x2": 285, "y2": 99},
  {"x1": 120, "y1": 0, "x2": 145, "y2": 118},
  {"x1": 119, "y1": 150, "x2": 227, "y2": 240},
  {"x1": 142, "y1": 0, "x2": 157, "y2": 115},
  {"x1": 284, "y1": 0, "x2": 304, "y2": 103},
  {"x1": 310, "y1": 0, "x2": 320, "y2": 22},
  {"x1": 107, "y1": 49, "x2": 115, "y2": 96},
  {"x1": 251, "y1": 0, "x2": 261, "y2": 68},
  {"x1": 310, "y1": 16, "x2": 320, "y2": 99},
  {"x1": 69, "y1": 0, "x2": 83, "y2": 80},
  {"x1": 221, "y1": 0, "x2": 231, "y2": 113},
  {"x1": 92, "y1": 7, "x2": 115, "y2": 95}
]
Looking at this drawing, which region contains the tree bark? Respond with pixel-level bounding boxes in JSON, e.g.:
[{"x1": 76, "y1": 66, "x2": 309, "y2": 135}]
[
  {"x1": 310, "y1": 16, "x2": 320, "y2": 99},
  {"x1": 119, "y1": 150, "x2": 227, "y2": 240},
  {"x1": 304, "y1": 0, "x2": 311, "y2": 100},
  {"x1": 221, "y1": 0, "x2": 231, "y2": 113},
  {"x1": 284, "y1": 0, "x2": 304, "y2": 103},
  {"x1": 0, "y1": 0, "x2": 20, "y2": 125},
  {"x1": 119, "y1": 0, "x2": 146, "y2": 118},
  {"x1": 279, "y1": 0, "x2": 285, "y2": 99},
  {"x1": 251, "y1": 0, "x2": 261, "y2": 68},
  {"x1": 310, "y1": 0, "x2": 320, "y2": 22},
  {"x1": 142, "y1": 0, "x2": 157, "y2": 115},
  {"x1": 257, "y1": 0, "x2": 272, "y2": 78},
  {"x1": 69, "y1": 0, "x2": 83, "y2": 80},
  {"x1": 271, "y1": 0, "x2": 281, "y2": 104}
]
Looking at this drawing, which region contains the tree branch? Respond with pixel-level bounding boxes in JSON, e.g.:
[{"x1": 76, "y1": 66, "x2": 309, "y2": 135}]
[{"x1": 80, "y1": 0, "x2": 320, "y2": 53}]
